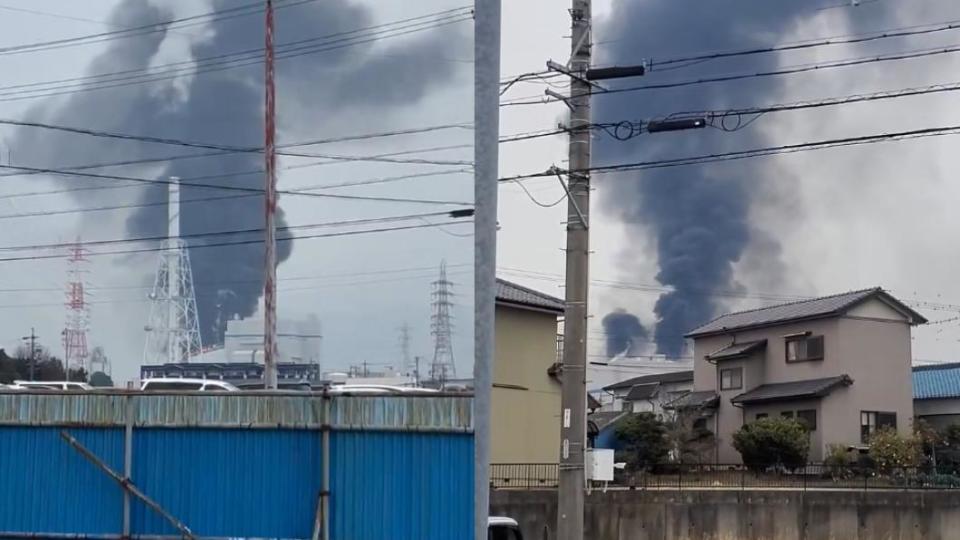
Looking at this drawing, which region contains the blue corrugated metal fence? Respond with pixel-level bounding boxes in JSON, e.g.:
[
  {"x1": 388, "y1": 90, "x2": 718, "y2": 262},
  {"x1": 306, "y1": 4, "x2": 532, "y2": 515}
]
[{"x1": 0, "y1": 392, "x2": 473, "y2": 539}]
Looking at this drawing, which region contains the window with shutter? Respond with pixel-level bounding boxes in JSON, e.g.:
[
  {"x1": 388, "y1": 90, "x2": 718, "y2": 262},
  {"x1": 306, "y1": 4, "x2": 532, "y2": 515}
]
[
  {"x1": 781, "y1": 411, "x2": 794, "y2": 419},
  {"x1": 755, "y1": 413, "x2": 768, "y2": 420}
]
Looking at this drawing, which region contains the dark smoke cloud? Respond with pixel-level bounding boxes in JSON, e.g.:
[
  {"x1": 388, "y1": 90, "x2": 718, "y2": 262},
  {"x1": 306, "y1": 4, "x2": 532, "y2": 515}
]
[
  {"x1": 601, "y1": 309, "x2": 647, "y2": 358},
  {"x1": 10, "y1": 0, "x2": 468, "y2": 345},
  {"x1": 595, "y1": 1, "x2": 875, "y2": 357}
]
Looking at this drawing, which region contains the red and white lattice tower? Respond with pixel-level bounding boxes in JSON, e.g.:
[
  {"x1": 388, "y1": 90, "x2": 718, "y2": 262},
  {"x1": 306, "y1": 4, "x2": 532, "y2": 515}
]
[{"x1": 63, "y1": 240, "x2": 90, "y2": 374}]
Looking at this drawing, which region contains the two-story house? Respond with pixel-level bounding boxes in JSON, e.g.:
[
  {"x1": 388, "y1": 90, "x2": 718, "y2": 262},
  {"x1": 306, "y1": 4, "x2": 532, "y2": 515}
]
[
  {"x1": 682, "y1": 287, "x2": 926, "y2": 463},
  {"x1": 601, "y1": 370, "x2": 694, "y2": 415}
]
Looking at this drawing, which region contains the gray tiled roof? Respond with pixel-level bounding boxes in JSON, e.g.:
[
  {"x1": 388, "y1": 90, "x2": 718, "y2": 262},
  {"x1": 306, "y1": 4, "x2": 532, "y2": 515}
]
[
  {"x1": 495, "y1": 279, "x2": 565, "y2": 313},
  {"x1": 588, "y1": 411, "x2": 629, "y2": 432},
  {"x1": 686, "y1": 288, "x2": 926, "y2": 338},
  {"x1": 625, "y1": 383, "x2": 660, "y2": 401},
  {"x1": 604, "y1": 370, "x2": 694, "y2": 391},
  {"x1": 731, "y1": 375, "x2": 853, "y2": 405},
  {"x1": 706, "y1": 340, "x2": 767, "y2": 361},
  {"x1": 664, "y1": 390, "x2": 719, "y2": 410}
]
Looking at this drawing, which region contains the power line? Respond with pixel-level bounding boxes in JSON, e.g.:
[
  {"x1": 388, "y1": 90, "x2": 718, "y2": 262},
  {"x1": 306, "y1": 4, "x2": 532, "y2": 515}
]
[
  {"x1": 0, "y1": 10, "x2": 473, "y2": 102},
  {"x1": 0, "y1": 12, "x2": 471, "y2": 100},
  {"x1": 0, "y1": 118, "x2": 470, "y2": 166},
  {"x1": 0, "y1": 168, "x2": 472, "y2": 220},
  {"x1": 0, "y1": 0, "x2": 317, "y2": 57},
  {"x1": 0, "y1": 268, "x2": 476, "y2": 309},
  {"x1": 0, "y1": 166, "x2": 471, "y2": 205},
  {"x1": 501, "y1": 42, "x2": 960, "y2": 107},
  {"x1": 497, "y1": 267, "x2": 960, "y2": 313},
  {"x1": 0, "y1": 262, "x2": 472, "y2": 294},
  {"x1": 0, "y1": 210, "x2": 465, "y2": 253},
  {"x1": 0, "y1": 219, "x2": 473, "y2": 264},
  {"x1": 0, "y1": 163, "x2": 473, "y2": 206},
  {"x1": 648, "y1": 17, "x2": 960, "y2": 69},
  {"x1": 598, "y1": 80, "x2": 960, "y2": 139},
  {"x1": 500, "y1": 123, "x2": 960, "y2": 182}
]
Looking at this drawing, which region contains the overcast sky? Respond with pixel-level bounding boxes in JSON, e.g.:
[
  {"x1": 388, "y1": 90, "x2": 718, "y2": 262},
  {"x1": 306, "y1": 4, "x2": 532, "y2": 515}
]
[
  {"x1": 498, "y1": 0, "x2": 960, "y2": 367},
  {"x1": 4, "y1": 1, "x2": 960, "y2": 385},
  {"x1": 0, "y1": 0, "x2": 473, "y2": 383}
]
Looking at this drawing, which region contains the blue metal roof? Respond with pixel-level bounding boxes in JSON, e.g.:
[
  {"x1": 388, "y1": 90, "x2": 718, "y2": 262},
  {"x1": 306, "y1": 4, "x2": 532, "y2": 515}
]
[{"x1": 913, "y1": 363, "x2": 960, "y2": 400}]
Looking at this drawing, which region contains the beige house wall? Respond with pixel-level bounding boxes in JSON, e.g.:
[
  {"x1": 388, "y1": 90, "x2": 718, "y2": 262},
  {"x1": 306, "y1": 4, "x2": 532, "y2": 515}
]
[
  {"x1": 491, "y1": 303, "x2": 561, "y2": 463},
  {"x1": 691, "y1": 298, "x2": 914, "y2": 463}
]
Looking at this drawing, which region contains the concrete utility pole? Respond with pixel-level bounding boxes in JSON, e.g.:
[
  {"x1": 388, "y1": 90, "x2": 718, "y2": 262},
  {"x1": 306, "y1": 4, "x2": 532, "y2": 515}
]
[
  {"x1": 474, "y1": 0, "x2": 501, "y2": 538},
  {"x1": 262, "y1": 0, "x2": 279, "y2": 389},
  {"x1": 557, "y1": 0, "x2": 592, "y2": 538}
]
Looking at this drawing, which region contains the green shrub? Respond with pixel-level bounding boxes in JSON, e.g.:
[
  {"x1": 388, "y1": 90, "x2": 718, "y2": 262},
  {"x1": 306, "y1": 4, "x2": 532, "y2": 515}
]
[
  {"x1": 824, "y1": 444, "x2": 854, "y2": 479},
  {"x1": 615, "y1": 412, "x2": 670, "y2": 471},
  {"x1": 868, "y1": 427, "x2": 921, "y2": 472},
  {"x1": 732, "y1": 417, "x2": 810, "y2": 472}
]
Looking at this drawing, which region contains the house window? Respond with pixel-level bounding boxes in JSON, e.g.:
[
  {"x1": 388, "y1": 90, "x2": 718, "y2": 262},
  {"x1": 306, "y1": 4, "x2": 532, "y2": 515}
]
[
  {"x1": 797, "y1": 409, "x2": 817, "y2": 431},
  {"x1": 781, "y1": 411, "x2": 794, "y2": 419},
  {"x1": 719, "y1": 367, "x2": 742, "y2": 390},
  {"x1": 755, "y1": 413, "x2": 768, "y2": 421},
  {"x1": 786, "y1": 335, "x2": 824, "y2": 362},
  {"x1": 861, "y1": 411, "x2": 897, "y2": 442},
  {"x1": 693, "y1": 418, "x2": 708, "y2": 431}
]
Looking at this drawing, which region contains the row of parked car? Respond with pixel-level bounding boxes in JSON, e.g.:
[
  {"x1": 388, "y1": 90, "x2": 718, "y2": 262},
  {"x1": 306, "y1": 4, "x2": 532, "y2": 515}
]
[{"x1": 0, "y1": 378, "x2": 443, "y2": 394}]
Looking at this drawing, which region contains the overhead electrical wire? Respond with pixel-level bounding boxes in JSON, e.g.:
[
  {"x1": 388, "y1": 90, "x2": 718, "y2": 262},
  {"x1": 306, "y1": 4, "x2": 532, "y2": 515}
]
[
  {"x1": 0, "y1": 11, "x2": 471, "y2": 100},
  {"x1": 500, "y1": 123, "x2": 960, "y2": 181},
  {"x1": 0, "y1": 10, "x2": 473, "y2": 103},
  {"x1": 501, "y1": 42, "x2": 960, "y2": 107},
  {"x1": 0, "y1": 8, "x2": 470, "y2": 96},
  {"x1": 0, "y1": 268, "x2": 475, "y2": 308},
  {"x1": 0, "y1": 0, "x2": 318, "y2": 57},
  {"x1": 649, "y1": 16, "x2": 960, "y2": 69},
  {"x1": 0, "y1": 220, "x2": 471, "y2": 264},
  {"x1": 0, "y1": 210, "x2": 471, "y2": 253},
  {"x1": 0, "y1": 262, "x2": 471, "y2": 294},
  {"x1": 497, "y1": 267, "x2": 960, "y2": 313},
  {"x1": 0, "y1": 163, "x2": 473, "y2": 206},
  {"x1": 0, "y1": 117, "x2": 471, "y2": 166},
  {"x1": 0, "y1": 168, "x2": 472, "y2": 220}
]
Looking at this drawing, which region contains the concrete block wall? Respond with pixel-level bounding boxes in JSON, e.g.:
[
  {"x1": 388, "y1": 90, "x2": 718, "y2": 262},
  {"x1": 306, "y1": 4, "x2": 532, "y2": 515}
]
[{"x1": 491, "y1": 489, "x2": 960, "y2": 540}]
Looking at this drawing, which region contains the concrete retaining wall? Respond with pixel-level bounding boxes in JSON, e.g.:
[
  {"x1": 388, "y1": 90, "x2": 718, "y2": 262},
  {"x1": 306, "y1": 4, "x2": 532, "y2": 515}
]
[{"x1": 490, "y1": 489, "x2": 960, "y2": 540}]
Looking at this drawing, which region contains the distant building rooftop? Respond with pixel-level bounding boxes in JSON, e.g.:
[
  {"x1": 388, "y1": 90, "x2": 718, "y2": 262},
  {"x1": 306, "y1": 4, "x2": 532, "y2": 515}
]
[
  {"x1": 913, "y1": 363, "x2": 960, "y2": 400},
  {"x1": 624, "y1": 383, "x2": 660, "y2": 401},
  {"x1": 604, "y1": 370, "x2": 694, "y2": 392}
]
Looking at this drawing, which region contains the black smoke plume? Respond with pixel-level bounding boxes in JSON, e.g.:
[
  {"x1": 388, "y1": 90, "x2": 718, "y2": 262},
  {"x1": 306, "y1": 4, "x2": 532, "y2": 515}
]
[
  {"x1": 595, "y1": 1, "x2": 837, "y2": 357},
  {"x1": 601, "y1": 309, "x2": 647, "y2": 358},
  {"x1": 10, "y1": 0, "x2": 467, "y2": 345}
]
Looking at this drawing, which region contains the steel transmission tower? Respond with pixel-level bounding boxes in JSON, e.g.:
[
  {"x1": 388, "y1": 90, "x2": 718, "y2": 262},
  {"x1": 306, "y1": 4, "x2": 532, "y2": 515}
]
[
  {"x1": 63, "y1": 240, "x2": 90, "y2": 375},
  {"x1": 430, "y1": 260, "x2": 457, "y2": 384},
  {"x1": 143, "y1": 178, "x2": 203, "y2": 364}
]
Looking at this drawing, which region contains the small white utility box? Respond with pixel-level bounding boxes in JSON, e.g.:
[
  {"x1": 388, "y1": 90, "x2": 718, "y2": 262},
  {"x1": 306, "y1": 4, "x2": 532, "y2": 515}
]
[{"x1": 585, "y1": 448, "x2": 615, "y2": 482}]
